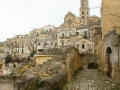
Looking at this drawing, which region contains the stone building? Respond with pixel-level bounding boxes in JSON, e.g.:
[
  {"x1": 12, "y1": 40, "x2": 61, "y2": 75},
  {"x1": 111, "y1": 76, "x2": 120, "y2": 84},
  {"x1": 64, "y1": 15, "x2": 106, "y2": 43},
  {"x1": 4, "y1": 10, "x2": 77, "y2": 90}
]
[
  {"x1": 0, "y1": 62, "x2": 4, "y2": 75},
  {"x1": 0, "y1": 0, "x2": 102, "y2": 76},
  {"x1": 101, "y1": 0, "x2": 120, "y2": 82}
]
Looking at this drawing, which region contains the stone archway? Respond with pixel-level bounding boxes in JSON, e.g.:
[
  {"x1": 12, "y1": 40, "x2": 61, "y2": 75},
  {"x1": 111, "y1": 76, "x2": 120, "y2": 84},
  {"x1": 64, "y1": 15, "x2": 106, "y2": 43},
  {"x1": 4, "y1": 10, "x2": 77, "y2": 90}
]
[{"x1": 106, "y1": 47, "x2": 112, "y2": 78}]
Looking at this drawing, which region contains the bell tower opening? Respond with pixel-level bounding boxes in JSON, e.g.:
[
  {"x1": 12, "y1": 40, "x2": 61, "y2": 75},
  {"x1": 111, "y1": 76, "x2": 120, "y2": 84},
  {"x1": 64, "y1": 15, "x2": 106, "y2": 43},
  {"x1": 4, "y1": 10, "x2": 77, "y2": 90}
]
[{"x1": 80, "y1": 0, "x2": 90, "y2": 20}]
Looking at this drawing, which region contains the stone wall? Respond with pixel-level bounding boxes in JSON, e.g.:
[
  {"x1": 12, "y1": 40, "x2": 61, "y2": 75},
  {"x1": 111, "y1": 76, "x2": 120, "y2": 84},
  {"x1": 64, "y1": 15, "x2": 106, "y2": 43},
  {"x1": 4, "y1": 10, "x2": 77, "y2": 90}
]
[
  {"x1": 0, "y1": 76, "x2": 25, "y2": 90},
  {"x1": 0, "y1": 75, "x2": 39, "y2": 90},
  {"x1": 101, "y1": 0, "x2": 120, "y2": 74},
  {"x1": 37, "y1": 70, "x2": 67, "y2": 90},
  {"x1": 64, "y1": 47, "x2": 83, "y2": 82},
  {"x1": 14, "y1": 76, "x2": 38, "y2": 90}
]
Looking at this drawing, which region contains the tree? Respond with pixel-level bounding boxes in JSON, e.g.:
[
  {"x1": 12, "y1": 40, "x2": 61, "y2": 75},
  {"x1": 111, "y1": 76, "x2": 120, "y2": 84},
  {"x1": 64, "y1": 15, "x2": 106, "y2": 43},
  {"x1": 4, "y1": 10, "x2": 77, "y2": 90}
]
[
  {"x1": 28, "y1": 50, "x2": 37, "y2": 60},
  {"x1": 5, "y1": 55, "x2": 13, "y2": 64}
]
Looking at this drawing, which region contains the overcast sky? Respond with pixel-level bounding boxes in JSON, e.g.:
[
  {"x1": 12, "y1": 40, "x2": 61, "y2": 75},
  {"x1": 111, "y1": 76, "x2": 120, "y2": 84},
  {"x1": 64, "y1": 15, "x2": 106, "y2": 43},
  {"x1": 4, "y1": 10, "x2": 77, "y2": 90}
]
[{"x1": 0, "y1": 0, "x2": 102, "y2": 42}]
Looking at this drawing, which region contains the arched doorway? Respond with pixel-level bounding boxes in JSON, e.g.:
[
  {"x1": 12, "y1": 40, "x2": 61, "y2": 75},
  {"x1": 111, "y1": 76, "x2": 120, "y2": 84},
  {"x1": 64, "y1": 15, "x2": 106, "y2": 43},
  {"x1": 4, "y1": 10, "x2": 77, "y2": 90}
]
[{"x1": 106, "y1": 47, "x2": 112, "y2": 78}]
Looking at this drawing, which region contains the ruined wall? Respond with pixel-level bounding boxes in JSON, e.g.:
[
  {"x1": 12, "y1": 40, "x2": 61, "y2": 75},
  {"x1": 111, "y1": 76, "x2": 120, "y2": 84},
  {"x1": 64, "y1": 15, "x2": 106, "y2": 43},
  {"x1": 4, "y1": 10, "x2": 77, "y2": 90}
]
[{"x1": 65, "y1": 47, "x2": 83, "y2": 82}]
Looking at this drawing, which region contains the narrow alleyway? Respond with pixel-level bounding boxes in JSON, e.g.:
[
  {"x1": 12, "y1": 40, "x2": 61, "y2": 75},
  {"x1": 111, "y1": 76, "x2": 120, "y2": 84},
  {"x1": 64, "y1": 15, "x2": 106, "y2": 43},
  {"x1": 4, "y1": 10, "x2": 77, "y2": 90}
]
[{"x1": 64, "y1": 68, "x2": 118, "y2": 90}]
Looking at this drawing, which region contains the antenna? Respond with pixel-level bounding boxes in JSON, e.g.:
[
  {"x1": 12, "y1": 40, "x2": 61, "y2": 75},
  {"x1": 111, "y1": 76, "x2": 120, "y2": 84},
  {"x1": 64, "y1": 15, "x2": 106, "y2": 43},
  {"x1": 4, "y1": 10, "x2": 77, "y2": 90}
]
[{"x1": 90, "y1": 6, "x2": 101, "y2": 9}]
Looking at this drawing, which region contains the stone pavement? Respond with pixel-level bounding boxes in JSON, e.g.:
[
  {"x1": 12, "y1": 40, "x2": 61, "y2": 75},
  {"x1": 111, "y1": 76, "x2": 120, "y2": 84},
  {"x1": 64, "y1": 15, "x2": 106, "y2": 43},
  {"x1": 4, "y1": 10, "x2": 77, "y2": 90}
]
[{"x1": 64, "y1": 68, "x2": 118, "y2": 90}]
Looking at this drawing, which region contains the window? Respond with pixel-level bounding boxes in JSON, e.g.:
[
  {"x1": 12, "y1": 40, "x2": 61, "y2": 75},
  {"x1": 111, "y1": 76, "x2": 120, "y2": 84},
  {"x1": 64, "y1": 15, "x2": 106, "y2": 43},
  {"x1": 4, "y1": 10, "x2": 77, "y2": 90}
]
[
  {"x1": 82, "y1": 44, "x2": 85, "y2": 49},
  {"x1": 82, "y1": 16, "x2": 84, "y2": 19},
  {"x1": 82, "y1": 11, "x2": 84, "y2": 14},
  {"x1": 84, "y1": 31, "x2": 87, "y2": 37},
  {"x1": 38, "y1": 42, "x2": 40, "y2": 46},
  {"x1": 62, "y1": 33, "x2": 64, "y2": 38},
  {"x1": 98, "y1": 20, "x2": 101, "y2": 22},
  {"x1": 22, "y1": 49, "x2": 24, "y2": 53},
  {"x1": 62, "y1": 42, "x2": 64, "y2": 45},
  {"x1": 69, "y1": 33, "x2": 71, "y2": 37},
  {"x1": 44, "y1": 43, "x2": 47, "y2": 47}
]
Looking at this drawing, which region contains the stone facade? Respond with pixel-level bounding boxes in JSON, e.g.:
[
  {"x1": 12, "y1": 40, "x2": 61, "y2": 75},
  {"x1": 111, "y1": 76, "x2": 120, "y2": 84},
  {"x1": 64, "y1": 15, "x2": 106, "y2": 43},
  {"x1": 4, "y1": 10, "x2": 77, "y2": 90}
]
[{"x1": 101, "y1": 0, "x2": 120, "y2": 82}]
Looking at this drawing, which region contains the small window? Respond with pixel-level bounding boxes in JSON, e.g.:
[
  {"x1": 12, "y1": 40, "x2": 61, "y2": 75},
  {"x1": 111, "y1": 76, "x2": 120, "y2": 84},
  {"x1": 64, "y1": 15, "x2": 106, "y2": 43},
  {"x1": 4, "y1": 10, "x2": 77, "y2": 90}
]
[
  {"x1": 69, "y1": 33, "x2": 71, "y2": 37},
  {"x1": 82, "y1": 44, "x2": 85, "y2": 49},
  {"x1": 62, "y1": 42, "x2": 64, "y2": 45},
  {"x1": 22, "y1": 49, "x2": 24, "y2": 53},
  {"x1": 44, "y1": 43, "x2": 47, "y2": 47},
  {"x1": 84, "y1": 31, "x2": 87, "y2": 37},
  {"x1": 98, "y1": 20, "x2": 101, "y2": 22},
  {"x1": 38, "y1": 42, "x2": 40, "y2": 46},
  {"x1": 62, "y1": 33, "x2": 64, "y2": 38},
  {"x1": 82, "y1": 16, "x2": 84, "y2": 19},
  {"x1": 82, "y1": 11, "x2": 84, "y2": 14}
]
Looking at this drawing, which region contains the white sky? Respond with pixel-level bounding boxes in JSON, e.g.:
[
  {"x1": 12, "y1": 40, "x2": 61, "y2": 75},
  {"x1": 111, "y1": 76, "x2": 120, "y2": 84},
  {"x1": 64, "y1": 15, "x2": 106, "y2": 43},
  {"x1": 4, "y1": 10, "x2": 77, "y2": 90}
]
[{"x1": 0, "y1": 0, "x2": 102, "y2": 42}]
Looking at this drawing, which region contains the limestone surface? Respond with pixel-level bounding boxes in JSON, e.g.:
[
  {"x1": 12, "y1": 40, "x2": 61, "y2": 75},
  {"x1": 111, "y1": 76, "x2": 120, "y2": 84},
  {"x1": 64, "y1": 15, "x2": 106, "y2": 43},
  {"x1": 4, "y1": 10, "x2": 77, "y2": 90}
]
[{"x1": 64, "y1": 69, "x2": 118, "y2": 90}]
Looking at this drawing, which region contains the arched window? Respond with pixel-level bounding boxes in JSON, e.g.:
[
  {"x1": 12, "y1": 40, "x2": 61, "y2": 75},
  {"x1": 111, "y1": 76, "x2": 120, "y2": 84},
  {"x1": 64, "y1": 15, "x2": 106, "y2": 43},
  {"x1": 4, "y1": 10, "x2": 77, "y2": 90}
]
[
  {"x1": 82, "y1": 44, "x2": 85, "y2": 49},
  {"x1": 62, "y1": 33, "x2": 64, "y2": 38},
  {"x1": 68, "y1": 30, "x2": 73, "y2": 37},
  {"x1": 60, "y1": 31, "x2": 65, "y2": 38},
  {"x1": 60, "y1": 40, "x2": 64, "y2": 46}
]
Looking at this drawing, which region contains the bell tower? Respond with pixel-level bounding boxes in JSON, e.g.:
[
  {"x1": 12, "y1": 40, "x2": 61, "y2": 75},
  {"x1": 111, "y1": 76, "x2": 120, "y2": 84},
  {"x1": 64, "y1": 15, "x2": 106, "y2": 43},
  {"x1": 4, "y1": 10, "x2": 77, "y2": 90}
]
[{"x1": 80, "y1": 0, "x2": 90, "y2": 20}]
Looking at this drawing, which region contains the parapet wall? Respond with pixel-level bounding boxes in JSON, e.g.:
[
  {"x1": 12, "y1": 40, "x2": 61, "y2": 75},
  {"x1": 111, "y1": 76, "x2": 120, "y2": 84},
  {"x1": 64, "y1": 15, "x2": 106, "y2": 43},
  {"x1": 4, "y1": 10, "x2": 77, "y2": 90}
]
[
  {"x1": 65, "y1": 47, "x2": 83, "y2": 82},
  {"x1": 37, "y1": 70, "x2": 67, "y2": 90}
]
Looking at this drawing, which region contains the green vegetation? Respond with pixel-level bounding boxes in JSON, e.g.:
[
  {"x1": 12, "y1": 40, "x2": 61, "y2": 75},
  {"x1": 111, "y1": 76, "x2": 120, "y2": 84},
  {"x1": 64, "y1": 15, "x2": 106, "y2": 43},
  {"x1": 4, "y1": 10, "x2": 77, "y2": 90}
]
[
  {"x1": 5, "y1": 55, "x2": 13, "y2": 64},
  {"x1": 118, "y1": 34, "x2": 120, "y2": 38},
  {"x1": 28, "y1": 50, "x2": 37, "y2": 60}
]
